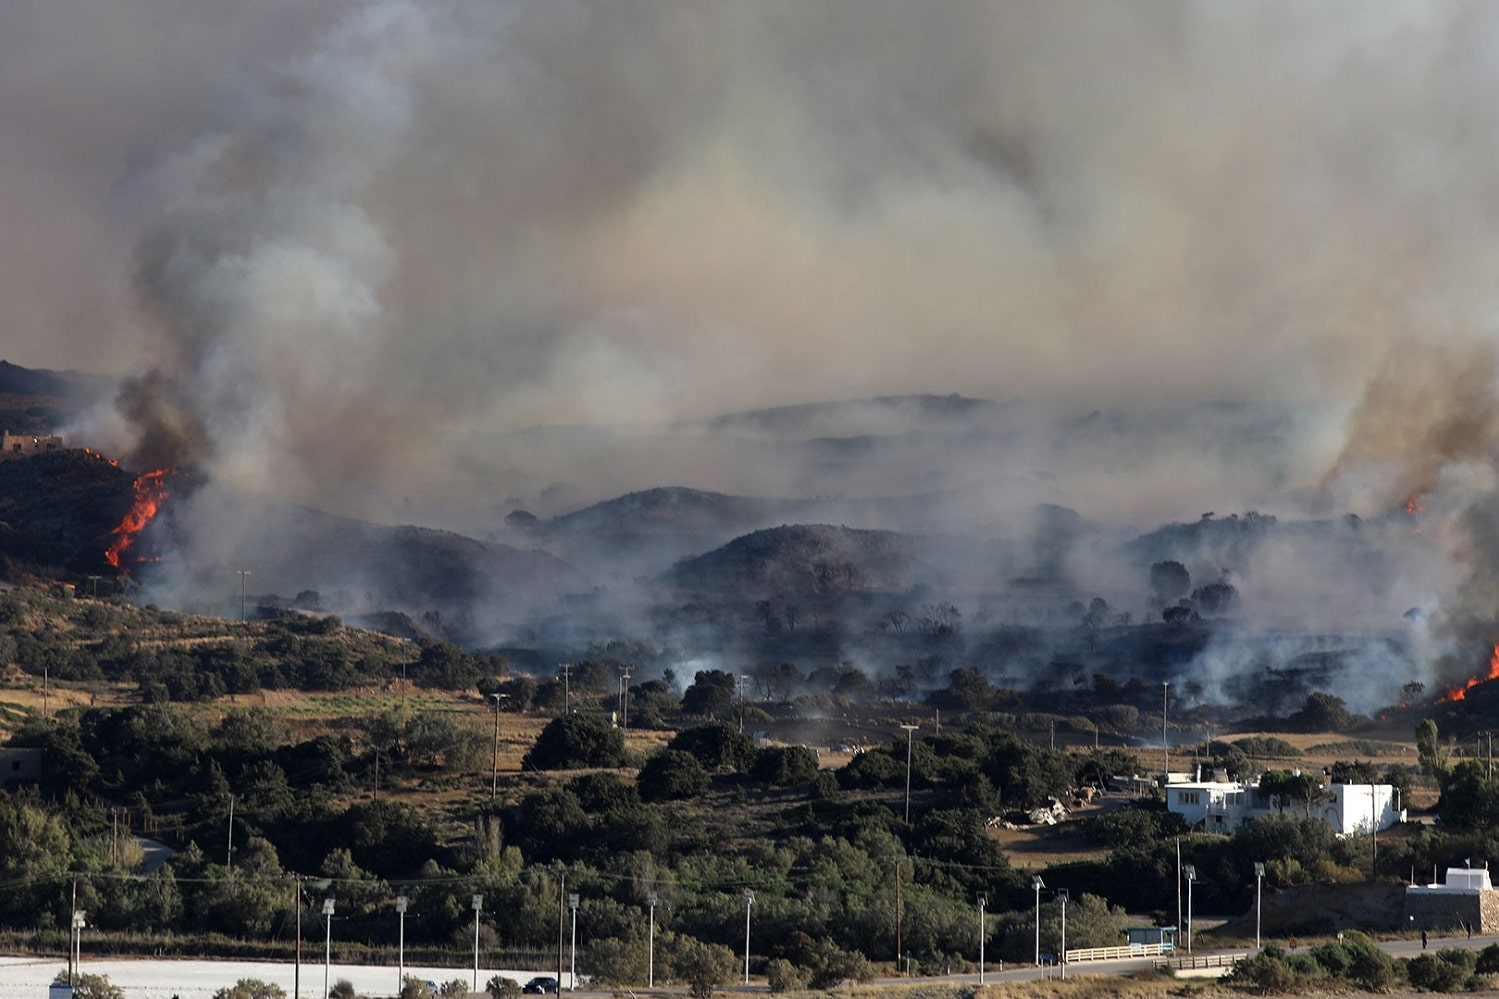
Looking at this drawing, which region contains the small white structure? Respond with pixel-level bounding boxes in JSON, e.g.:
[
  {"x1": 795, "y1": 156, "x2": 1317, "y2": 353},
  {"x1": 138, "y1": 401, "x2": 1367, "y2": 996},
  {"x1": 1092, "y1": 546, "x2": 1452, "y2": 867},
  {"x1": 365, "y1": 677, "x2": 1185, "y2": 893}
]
[
  {"x1": 1406, "y1": 864, "x2": 1499, "y2": 933},
  {"x1": 1165, "y1": 775, "x2": 1404, "y2": 834}
]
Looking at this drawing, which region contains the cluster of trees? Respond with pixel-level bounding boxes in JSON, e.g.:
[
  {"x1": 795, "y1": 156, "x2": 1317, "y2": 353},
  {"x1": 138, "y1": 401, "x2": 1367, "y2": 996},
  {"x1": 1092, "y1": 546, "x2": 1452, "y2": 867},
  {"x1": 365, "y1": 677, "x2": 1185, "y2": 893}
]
[{"x1": 1230, "y1": 938, "x2": 1499, "y2": 995}]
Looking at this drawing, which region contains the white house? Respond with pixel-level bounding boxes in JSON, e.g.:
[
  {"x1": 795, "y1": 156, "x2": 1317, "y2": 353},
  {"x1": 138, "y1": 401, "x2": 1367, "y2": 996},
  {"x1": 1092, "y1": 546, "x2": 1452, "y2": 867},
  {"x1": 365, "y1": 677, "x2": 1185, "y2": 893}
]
[{"x1": 1165, "y1": 774, "x2": 1404, "y2": 834}]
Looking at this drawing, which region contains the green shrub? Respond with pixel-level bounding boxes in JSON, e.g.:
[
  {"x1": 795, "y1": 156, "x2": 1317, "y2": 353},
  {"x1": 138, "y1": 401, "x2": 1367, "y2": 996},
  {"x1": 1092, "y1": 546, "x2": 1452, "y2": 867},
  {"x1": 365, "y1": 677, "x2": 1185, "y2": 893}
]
[
  {"x1": 1227, "y1": 945, "x2": 1310, "y2": 994},
  {"x1": 1407, "y1": 950, "x2": 1474, "y2": 992},
  {"x1": 766, "y1": 958, "x2": 805, "y2": 993}
]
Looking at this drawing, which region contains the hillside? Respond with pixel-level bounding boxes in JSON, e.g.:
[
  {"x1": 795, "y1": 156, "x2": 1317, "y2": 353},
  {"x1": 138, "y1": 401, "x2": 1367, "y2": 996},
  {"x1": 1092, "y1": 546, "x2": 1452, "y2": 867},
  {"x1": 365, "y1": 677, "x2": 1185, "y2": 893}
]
[
  {"x1": 661, "y1": 523, "x2": 929, "y2": 602},
  {"x1": 0, "y1": 449, "x2": 137, "y2": 575}
]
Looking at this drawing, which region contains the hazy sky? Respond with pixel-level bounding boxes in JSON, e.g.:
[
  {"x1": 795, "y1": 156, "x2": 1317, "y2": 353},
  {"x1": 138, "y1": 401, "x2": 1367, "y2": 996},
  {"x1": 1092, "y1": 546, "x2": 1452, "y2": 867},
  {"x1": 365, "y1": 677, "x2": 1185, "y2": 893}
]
[{"x1": 3, "y1": 0, "x2": 1499, "y2": 513}]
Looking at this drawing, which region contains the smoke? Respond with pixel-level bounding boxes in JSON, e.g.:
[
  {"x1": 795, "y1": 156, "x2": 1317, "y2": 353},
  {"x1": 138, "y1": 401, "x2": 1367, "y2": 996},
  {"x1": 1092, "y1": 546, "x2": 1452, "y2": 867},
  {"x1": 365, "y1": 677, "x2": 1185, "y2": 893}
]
[
  {"x1": 12, "y1": 1, "x2": 1499, "y2": 698},
  {"x1": 0, "y1": 1, "x2": 1487, "y2": 509}
]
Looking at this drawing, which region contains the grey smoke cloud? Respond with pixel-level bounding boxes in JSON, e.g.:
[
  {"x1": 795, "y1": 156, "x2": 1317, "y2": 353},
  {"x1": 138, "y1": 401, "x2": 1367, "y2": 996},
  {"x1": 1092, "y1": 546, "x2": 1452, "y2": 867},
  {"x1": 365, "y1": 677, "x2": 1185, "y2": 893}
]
[
  {"x1": 7, "y1": 0, "x2": 1499, "y2": 690},
  {"x1": 1, "y1": 0, "x2": 1494, "y2": 512}
]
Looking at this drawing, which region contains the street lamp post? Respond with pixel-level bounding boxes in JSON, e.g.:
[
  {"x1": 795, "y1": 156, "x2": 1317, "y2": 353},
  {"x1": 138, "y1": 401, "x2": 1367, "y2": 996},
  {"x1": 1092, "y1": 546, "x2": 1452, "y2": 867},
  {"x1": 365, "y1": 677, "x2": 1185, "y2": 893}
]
[
  {"x1": 71, "y1": 910, "x2": 85, "y2": 984},
  {"x1": 396, "y1": 895, "x2": 409, "y2": 994},
  {"x1": 569, "y1": 893, "x2": 580, "y2": 990},
  {"x1": 473, "y1": 894, "x2": 484, "y2": 993},
  {"x1": 322, "y1": 898, "x2": 335, "y2": 999},
  {"x1": 743, "y1": 889, "x2": 755, "y2": 985},
  {"x1": 647, "y1": 892, "x2": 658, "y2": 988},
  {"x1": 900, "y1": 724, "x2": 919, "y2": 822},
  {"x1": 1057, "y1": 889, "x2": 1069, "y2": 979},
  {"x1": 1031, "y1": 875, "x2": 1044, "y2": 966},
  {"x1": 1254, "y1": 862, "x2": 1265, "y2": 950},
  {"x1": 977, "y1": 894, "x2": 987, "y2": 985},
  {"x1": 1183, "y1": 865, "x2": 1197, "y2": 954}
]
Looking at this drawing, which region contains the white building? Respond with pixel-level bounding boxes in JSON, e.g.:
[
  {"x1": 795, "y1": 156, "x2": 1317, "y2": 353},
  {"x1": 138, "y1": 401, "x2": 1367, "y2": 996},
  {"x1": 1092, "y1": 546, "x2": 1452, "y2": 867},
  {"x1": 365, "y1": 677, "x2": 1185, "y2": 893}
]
[{"x1": 1165, "y1": 775, "x2": 1404, "y2": 834}]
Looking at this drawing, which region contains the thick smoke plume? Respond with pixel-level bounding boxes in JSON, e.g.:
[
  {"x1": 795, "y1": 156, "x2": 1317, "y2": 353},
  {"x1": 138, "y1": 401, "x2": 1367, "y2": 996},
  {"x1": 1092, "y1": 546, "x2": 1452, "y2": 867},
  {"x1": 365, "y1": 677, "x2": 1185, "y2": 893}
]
[
  {"x1": 0, "y1": 1, "x2": 1491, "y2": 513},
  {"x1": 10, "y1": 2, "x2": 1499, "y2": 706}
]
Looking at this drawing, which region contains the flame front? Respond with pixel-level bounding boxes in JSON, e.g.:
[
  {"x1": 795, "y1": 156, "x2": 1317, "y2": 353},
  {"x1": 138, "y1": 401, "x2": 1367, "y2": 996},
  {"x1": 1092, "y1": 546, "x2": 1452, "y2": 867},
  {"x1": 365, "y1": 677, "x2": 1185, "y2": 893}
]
[
  {"x1": 1440, "y1": 645, "x2": 1499, "y2": 703},
  {"x1": 104, "y1": 470, "x2": 170, "y2": 569}
]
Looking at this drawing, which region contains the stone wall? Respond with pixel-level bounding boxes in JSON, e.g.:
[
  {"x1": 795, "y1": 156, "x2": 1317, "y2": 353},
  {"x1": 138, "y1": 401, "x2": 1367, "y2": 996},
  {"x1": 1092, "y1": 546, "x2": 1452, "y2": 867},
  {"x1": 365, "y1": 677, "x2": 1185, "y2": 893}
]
[{"x1": 1404, "y1": 891, "x2": 1491, "y2": 933}]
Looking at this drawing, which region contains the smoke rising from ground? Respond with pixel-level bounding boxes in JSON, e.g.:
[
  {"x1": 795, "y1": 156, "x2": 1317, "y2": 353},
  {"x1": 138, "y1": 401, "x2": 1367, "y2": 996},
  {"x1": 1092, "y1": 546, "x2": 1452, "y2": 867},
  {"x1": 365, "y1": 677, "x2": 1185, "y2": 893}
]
[
  {"x1": 11, "y1": 2, "x2": 1499, "y2": 704},
  {"x1": 0, "y1": 2, "x2": 1491, "y2": 508}
]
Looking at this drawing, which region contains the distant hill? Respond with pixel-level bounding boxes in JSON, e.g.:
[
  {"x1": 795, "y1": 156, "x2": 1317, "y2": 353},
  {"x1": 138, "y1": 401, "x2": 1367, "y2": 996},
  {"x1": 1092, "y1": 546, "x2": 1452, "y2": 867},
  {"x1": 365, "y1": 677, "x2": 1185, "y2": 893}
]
[
  {"x1": 699, "y1": 393, "x2": 1000, "y2": 437},
  {"x1": 0, "y1": 359, "x2": 110, "y2": 435},
  {"x1": 660, "y1": 523, "x2": 928, "y2": 601}
]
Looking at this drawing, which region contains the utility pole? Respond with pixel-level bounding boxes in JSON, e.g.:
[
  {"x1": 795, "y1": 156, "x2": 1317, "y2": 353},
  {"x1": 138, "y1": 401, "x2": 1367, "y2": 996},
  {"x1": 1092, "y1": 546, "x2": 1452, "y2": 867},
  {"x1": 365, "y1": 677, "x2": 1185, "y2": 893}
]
[
  {"x1": 1162, "y1": 680, "x2": 1170, "y2": 784},
  {"x1": 736, "y1": 674, "x2": 749, "y2": 733},
  {"x1": 491, "y1": 693, "x2": 502, "y2": 801},
  {"x1": 236, "y1": 569, "x2": 252, "y2": 622},
  {"x1": 619, "y1": 667, "x2": 632, "y2": 730},
  {"x1": 557, "y1": 872, "x2": 566, "y2": 989},
  {"x1": 559, "y1": 664, "x2": 573, "y2": 714},
  {"x1": 900, "y1": 724, "x2": 919, "y2": 822},
  {"x1": 226, "y1": 795, "x2": 234, "y2": 872}
]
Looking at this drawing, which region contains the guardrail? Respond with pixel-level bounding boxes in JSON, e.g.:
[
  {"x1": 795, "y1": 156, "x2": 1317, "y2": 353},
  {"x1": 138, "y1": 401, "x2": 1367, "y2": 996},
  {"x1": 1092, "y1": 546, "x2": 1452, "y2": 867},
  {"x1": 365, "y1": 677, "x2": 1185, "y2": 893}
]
[
  {"x1": 1064, "y1": 943, "x2": 1171, "y2": 962},
  {"x1": 1167, "y1": 953, "x2": 1243, "y2": 970}
]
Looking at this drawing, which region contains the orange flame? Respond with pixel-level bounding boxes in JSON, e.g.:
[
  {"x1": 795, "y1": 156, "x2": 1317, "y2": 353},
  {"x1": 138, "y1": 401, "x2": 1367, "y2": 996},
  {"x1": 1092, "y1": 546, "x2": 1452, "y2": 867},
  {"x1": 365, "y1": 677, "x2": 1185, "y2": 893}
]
[
  {"x1": 1440, "y1": 645, "x2": 1499, "y2": 703},
  {"x1": 104, "y1": 469, "x2": 170, "y2": 569},
  {"x1": 1405, "y1": 495, "x2": 1426, "y2": 516}
]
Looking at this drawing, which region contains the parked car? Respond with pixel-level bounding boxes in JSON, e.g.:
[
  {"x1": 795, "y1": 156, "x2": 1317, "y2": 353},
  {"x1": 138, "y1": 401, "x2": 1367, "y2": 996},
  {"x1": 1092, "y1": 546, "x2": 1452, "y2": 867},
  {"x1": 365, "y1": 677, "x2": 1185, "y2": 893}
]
[{"x1": 523, "y1": 977, "x2": 560, "y2": 994}]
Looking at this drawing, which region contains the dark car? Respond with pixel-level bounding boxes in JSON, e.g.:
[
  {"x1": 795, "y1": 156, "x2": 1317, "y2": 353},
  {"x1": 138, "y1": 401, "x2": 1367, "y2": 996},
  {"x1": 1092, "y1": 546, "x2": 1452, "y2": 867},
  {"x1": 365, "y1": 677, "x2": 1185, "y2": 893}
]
[{"x1": 523, "y1": 977, "x2": 560, "y2": 994}]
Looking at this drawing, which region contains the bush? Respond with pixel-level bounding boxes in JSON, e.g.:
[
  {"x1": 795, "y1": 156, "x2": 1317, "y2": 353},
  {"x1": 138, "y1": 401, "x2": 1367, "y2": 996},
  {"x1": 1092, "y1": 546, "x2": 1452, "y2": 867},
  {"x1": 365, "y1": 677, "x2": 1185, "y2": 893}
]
[
  {"x1": 523, "y1": 714, "x2": 626, "y2": 770},
  {"x1": 766, "y1": 958, "x2": 805, "y2": 993},
  {"x1": 751, "y1": 745, "x2": 820, "y2": 787},
  {"x1": 1227, "y1": 945, "x2": 1311, "y2": 994},
  {"x1": 1407, "y1": 950, "x2": 1474, "y2": 993},
  {"x1": 53, "y1": 974, "x2": 124, "y2": 999},
  {"x1": 213, "y1": 982, "x2": 287, "y2": 999},
  {"x1": 671, "y1": 936, "x2": 738, "y2": 999},
  {"x1": 638, "y1": 750, "x2": 709, "y2": 801},
  {"x1": 487, "y1": 976, "x2": 521, "y2": 999},
  {"x1": 1477, "y1": 942, "x2": 1499, "y2": 975}
]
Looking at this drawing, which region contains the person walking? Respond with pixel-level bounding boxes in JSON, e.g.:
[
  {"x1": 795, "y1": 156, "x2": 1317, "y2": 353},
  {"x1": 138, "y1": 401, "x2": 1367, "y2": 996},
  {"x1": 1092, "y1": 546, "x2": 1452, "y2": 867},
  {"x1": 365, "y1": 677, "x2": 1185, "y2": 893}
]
[{"x1": 1421, "y1": 929, "x2": 1428, "y2": 950}]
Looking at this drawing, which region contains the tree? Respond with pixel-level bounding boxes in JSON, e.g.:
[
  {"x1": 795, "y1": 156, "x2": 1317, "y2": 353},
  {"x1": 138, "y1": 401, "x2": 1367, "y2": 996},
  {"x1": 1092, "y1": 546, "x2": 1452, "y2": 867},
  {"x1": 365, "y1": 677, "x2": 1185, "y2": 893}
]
[
  {"x1": 681, "y1": 670, "x2": 736, "y2": 718},
  {"x1": 1417, "y1": 718, "x2": 1450, "y2": 777},
  {"x1": 750, "y1": 746, "x2": 819, "y2": 787},
  {"x1": 1149, "y1": 561, "x2": 1191, "y2": 603},
  {"x1": 671, "y1": 937, "x2": 738, "y2": 999},
  {"x1": 1288, "y1": 693, "x2": 1353, "y2": 733},
  {"x1": 522, "y1": 714, "x2": 625, "y2": 771},
  {"x1": 638, "y1": 750, "x2": 709, "y2": 801},
  {"x1": 1258, "y1": 771, "x2": 1331, "y2": 817},
  {"x1": 1192, "y1": 581, "x2": 1238, "y2": 616},
  {"x1": 668, "y1": 724, "x2": 757, "y2": 772}
]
